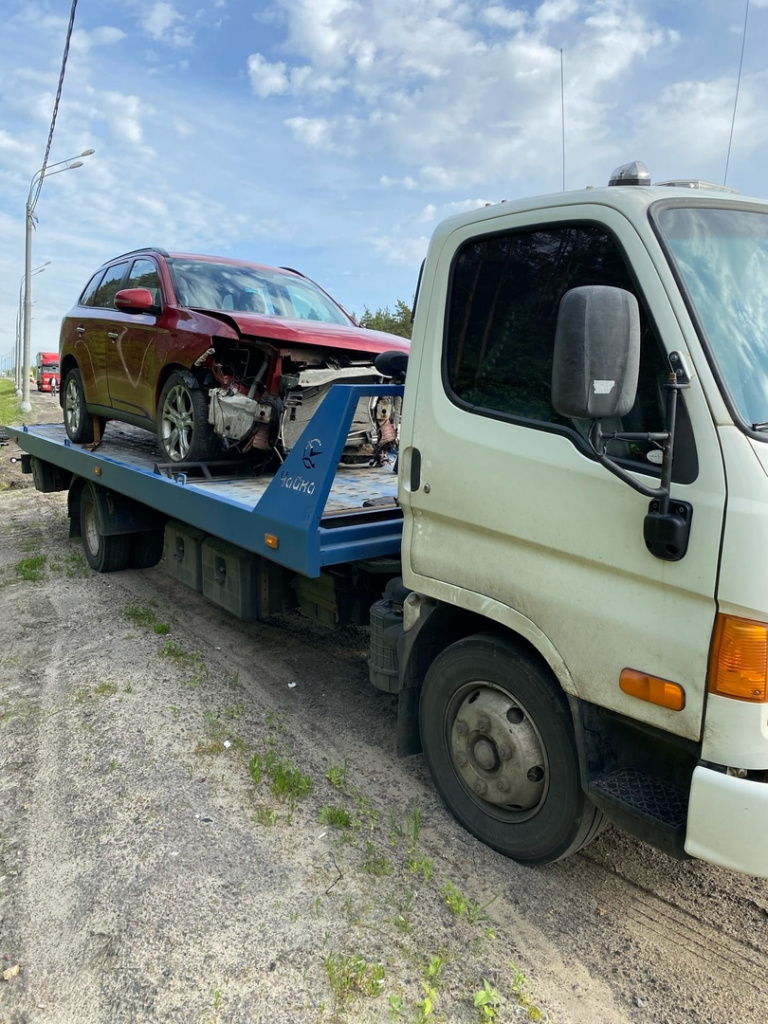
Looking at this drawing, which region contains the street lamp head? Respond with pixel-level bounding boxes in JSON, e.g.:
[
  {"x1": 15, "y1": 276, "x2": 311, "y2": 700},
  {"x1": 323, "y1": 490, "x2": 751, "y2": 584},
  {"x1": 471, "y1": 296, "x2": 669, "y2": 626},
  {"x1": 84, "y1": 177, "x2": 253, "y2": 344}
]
[
  {"x1": 80, "y1": 149, "x2": 96, "y2": 157},
  {"x1": 68, "y1": 161, "x2": 84, "y2": 169}
]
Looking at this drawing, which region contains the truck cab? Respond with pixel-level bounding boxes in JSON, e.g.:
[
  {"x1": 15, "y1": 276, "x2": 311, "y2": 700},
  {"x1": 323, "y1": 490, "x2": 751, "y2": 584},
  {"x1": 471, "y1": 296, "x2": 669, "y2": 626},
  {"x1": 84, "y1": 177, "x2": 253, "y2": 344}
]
[
  {"x1": 391, "y1": 162, "x2": 768, "y2": 875},
  {"x1": 36, "y1": 351, "x2": 60, "y2": 392}
]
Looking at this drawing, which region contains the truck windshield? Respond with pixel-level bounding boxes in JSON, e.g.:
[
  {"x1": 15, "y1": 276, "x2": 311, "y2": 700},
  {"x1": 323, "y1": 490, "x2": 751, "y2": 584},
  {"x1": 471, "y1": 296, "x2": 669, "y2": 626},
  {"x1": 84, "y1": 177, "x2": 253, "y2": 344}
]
[{"x1": 655, "y1": 205, "x2": 768, "y2": 429}]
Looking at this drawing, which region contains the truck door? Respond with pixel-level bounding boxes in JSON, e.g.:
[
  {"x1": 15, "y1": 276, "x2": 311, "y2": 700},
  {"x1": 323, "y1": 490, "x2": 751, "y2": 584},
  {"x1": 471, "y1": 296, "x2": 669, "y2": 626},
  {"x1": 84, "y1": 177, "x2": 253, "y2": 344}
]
[{"x1": 401, "y1": 206, "x2": 726, "y2": 742}]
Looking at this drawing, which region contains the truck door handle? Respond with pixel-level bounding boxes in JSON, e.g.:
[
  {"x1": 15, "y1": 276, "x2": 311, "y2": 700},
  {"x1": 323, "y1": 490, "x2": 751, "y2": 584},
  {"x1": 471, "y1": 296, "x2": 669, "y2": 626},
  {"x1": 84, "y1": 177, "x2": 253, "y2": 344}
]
[
  {"x1": 76, "y1": 326, "x2": 85, "y2": 335},
  {"x1": 411, "y1": 447, "x2": 421, "y2": 491}
]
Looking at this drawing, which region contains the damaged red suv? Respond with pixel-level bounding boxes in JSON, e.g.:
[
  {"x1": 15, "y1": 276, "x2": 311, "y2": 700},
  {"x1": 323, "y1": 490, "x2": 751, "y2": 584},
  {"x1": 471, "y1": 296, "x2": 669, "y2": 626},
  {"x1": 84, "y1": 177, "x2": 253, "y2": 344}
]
[{"x1": 59, "y1": 248, "x2": 409, "y2": 464}]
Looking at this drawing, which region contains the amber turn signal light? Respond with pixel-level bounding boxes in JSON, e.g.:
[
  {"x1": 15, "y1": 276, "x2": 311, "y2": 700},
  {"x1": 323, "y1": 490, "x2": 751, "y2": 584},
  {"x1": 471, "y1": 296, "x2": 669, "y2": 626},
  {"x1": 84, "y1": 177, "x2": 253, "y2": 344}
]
[
  {"x1": 264, "y1": 534, "x2": 279, "y2": 550},
  {"x1": 619, "y1": 668, "x2": 685, "y2": 710},
  {"x1": 708, "y1": 614, "x2": 768, "y2": 702}
]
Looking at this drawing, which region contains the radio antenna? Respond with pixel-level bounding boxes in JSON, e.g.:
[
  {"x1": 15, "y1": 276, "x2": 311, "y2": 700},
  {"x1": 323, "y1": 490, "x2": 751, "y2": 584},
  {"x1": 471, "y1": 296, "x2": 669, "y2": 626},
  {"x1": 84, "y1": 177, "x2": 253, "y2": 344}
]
[
  {"x1": 560, "y1": 48, "x2": 566, "y2": 191},
  {"x1": 724, "y1": 0, "x2": 750, "y2": 186}
]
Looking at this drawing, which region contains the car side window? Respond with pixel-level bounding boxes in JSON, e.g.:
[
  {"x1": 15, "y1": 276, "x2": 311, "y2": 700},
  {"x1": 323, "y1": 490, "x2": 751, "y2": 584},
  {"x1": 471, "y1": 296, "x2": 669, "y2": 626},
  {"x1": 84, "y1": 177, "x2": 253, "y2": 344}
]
[
  {"x1": 80, "y1": 271, "x2": 105, "y2": 307},
  {"x1": 92, "y1": 262, "x2": 128, "y2": 309},
  {"x1": 126, "y1": 259, "x2": 162, "y2": 305},
  {"x1": 444, "y1": 222, "x2": 689, "y2": 475}
]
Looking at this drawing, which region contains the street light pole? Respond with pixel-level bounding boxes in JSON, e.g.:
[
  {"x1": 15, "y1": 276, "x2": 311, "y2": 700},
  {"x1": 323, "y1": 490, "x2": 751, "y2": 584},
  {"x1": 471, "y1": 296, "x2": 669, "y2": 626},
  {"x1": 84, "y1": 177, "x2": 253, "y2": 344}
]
[
  {"x1": 20, "y1": 148, "x2": 94, "y2": 413},
  {"x1": 16, "y1": 262, "x2": 50, "y2": 394}
]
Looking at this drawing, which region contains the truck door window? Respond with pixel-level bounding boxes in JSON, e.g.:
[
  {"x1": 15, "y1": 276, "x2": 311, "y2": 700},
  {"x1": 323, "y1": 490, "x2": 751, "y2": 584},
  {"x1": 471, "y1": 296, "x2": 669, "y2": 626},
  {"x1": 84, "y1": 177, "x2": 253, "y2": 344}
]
[{"x1": 444, "y1": 223, "x2": 694, "y2": 478}]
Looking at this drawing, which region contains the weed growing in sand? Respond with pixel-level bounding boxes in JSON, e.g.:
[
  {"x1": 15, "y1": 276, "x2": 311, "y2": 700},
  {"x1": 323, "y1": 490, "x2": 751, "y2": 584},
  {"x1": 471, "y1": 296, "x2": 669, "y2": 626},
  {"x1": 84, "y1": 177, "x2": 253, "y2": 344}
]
[
  {"x1": 508, "y1": 963, "x2": 544, "y2": 1021},
  {"x1": 474, "y1": 979, "x2": 502, "y2": 1019},
  {"x1": 325, "y1": 952, "x2": 385, "y2": 1010},
  {"x1": 441, "y1": 881, "x2": 497, "y2": 924},
  {"x1": 14, "y1": 554, "x2": 47, "y2": 581},
  {"x1": 123, "y1": 600, "x2": 171, "y2": 634},
  {"x1": 248, "y1": 746, "x2": 312, "y2": 807},
  {"x1": 319, "y1": 804, "x2": 354, "y2": 830}
]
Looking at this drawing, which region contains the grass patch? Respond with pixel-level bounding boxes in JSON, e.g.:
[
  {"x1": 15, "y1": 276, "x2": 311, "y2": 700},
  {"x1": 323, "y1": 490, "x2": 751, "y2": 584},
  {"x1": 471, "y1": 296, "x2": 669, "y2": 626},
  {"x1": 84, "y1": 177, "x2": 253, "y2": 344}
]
[
  {"x1": 319, "y1": 804, "x2": 355, "y2": 830},
  {"x1": 248, "y1": 747, "x2": 312, "y2": 807},
  {"x1": 123, "y1": 601, "x2": 172, "y2": 634},
  {"x1": 440, "y1": 881, "x2": 497, "y2": 924},
  {"x1": 73, "y1": 681, "x2": 119, "y2": 703},
  {"x1": 0, "y1": 378, "x2": 21, "y2": 425},
  {"x1": 93, "y1": 681, "x2": 118, "y2": 697},
  {"x1": 14, "y1": 554, "x2": 47, "y2": 581},
  {"x1": 361, "y1": 841, "x2": 392, "y2": 877},
  {"x1": 325, "y1": 952, "x2": 385, "y2": 1009},
  {"x1": 65, "y1": 550, "x2": 88, "y2": 577},
  {"x1": 158, "y1": 640, "x2": 208, "y2": 686},
  {"x1": 194, "y1": 711, "x2": 246, "y2": 757}
]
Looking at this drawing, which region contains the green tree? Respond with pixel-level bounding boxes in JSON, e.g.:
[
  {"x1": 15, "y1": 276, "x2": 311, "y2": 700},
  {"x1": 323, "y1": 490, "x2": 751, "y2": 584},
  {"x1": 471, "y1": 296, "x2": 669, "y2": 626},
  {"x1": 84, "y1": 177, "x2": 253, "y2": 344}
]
[{"x1": 358, "y1": 299, "x2": 413, "y2": 339}]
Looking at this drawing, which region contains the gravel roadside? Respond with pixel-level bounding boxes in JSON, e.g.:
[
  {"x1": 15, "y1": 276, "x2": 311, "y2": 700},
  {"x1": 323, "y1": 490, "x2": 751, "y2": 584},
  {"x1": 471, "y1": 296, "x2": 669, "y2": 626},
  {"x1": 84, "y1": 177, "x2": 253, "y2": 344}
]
[{"x1": 1, "y1": 391, "x2": 767, "y2": 1024}]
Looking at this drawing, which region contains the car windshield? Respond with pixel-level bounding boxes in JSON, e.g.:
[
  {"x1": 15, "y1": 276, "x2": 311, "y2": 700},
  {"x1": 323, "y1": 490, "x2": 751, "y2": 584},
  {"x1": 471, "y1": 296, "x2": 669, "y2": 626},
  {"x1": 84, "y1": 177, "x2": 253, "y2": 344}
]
[
  {"x1": 654, "y1": 204, "x2": 768, "y2": 428},
  {"x1": 166, "y1": 258, "x2": 351, "y2": 326}
]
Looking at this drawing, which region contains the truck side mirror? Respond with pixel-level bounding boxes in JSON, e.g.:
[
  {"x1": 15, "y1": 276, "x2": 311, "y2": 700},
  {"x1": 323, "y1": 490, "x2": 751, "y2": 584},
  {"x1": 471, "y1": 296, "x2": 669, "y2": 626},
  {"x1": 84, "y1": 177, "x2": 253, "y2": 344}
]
[{"x1": 552, "y1": 285, "x2": 640, "y2": 420}]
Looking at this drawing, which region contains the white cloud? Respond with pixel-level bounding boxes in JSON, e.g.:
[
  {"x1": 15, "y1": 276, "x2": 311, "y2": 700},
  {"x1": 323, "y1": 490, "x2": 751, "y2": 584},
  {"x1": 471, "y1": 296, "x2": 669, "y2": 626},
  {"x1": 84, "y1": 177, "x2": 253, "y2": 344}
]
[
  {"x1": 0, "y1": 129, "x2": 31, "y2": 154},
  {"x1": 240, "y1": 0, "x2": 679, "y2": 190},
  {"x1": 371, "y1": 233, "x2": 430, "y2": 266},
  {"x1": 70, "y1": 26, "x2": 125, "y2": 52},
  {"x1": 535, "y1": 0, "x2": 580, "y2": 26},
  {"x1": 285, "y1": 116, "x2": 333, "y2": 148},
  {"x1": 380, "y1": 175, "x2": 418, "y2": 190},
  {"x1": 248, "y1": 53, "x2": 290, "y2": 97},
  {"x1": 142, "y1": 2, "x2": 193, "y2": 47},
  {"x1": 482, "y1": 6, "x2": 527, "y2": 31}
]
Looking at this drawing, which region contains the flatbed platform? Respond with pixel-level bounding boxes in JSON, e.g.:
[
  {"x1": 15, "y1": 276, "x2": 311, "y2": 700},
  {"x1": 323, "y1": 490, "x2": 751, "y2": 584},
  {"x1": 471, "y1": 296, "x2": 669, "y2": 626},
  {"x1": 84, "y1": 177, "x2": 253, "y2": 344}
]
[{"x1": 7, "y1": 383, "x2": 404, "y2": 578}]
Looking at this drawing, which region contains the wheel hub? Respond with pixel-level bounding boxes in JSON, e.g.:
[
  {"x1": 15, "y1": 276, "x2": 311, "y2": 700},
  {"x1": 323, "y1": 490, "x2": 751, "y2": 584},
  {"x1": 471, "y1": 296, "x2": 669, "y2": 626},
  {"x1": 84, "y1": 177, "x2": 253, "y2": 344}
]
[
  {"x1": 161, "y1": 385, "x2": 194, "y2": 461},
  {"x1": 450, "y1": 686, "x2": 546, "y2": 810},
  {"x1": 65, "y1": 379, "x2": 80, "y2": 433}
]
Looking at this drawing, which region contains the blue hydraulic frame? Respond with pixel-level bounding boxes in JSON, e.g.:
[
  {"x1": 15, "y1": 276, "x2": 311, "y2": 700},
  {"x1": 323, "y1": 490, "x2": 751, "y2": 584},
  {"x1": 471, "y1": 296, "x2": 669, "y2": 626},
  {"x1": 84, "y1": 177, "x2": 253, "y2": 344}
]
[{"x1": 8, "y1": 383, "x2": 405, "y2": 578}]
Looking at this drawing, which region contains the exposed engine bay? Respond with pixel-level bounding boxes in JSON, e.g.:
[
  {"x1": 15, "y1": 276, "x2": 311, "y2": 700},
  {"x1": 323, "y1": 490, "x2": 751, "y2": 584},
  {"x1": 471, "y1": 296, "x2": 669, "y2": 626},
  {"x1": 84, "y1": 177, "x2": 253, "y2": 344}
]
[{"x1": 195, "y1": 339, "x2": 400, "y2": 467}]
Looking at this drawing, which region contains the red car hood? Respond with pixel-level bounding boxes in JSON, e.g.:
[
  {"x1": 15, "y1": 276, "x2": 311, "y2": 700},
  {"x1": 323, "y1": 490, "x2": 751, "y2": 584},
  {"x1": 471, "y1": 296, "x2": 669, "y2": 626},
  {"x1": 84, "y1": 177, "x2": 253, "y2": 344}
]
[{"x1": 205, "y1": 309, "x2": 410, "y2": 355}]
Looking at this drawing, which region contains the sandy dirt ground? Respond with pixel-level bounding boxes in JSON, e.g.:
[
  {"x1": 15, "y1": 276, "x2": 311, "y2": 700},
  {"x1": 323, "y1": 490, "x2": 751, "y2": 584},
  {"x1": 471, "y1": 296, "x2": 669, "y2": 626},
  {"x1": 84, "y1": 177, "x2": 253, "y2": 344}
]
[{"x1": 1, "y1": 391, "x2": 768, "y2": 1024}]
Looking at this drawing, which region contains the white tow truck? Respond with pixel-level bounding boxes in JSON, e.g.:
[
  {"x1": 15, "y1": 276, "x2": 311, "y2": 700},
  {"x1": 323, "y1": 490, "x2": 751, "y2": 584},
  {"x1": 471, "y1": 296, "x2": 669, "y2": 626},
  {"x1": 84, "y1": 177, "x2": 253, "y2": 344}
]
[{"x1": 11, "y1": 160, "x2": 768, "y2": 877}]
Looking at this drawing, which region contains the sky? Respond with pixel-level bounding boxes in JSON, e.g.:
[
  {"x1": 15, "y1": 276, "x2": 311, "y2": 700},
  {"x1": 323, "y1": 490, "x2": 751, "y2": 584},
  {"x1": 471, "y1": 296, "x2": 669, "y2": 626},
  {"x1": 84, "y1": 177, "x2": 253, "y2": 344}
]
[{"x1": 0, "y1": 0, "x2": 766, "y2": 360}]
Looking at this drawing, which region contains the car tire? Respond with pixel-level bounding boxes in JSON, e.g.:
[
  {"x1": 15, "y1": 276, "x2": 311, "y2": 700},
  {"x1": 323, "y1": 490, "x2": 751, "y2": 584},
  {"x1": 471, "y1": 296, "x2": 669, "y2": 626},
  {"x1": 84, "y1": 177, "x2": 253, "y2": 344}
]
[
  {"x1": 419, "y1": 633, "x2": 605, "y2": 865},
  {"x1": 63, "y1": 368, "x2": 98, "y2": 444},
  {"x1": 128, "y1": 529, "x2": 165, "y2": 569},
  {"x1": 79, "y1": 484, "x2": 131, "y2": 573},
  {"x1": 157, "y1": 372, "x2": 220, "y2": 463}
]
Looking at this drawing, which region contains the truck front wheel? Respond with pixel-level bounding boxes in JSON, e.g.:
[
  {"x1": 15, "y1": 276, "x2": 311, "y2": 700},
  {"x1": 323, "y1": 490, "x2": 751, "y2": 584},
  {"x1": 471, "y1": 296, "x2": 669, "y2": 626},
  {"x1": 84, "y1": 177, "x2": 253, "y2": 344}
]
[
  {"x1": 80, "y1": 484, "x2": 131, "y2": 573},
  {"x1": 419, "y1": 633, "x2": 605, "y2": 864}
]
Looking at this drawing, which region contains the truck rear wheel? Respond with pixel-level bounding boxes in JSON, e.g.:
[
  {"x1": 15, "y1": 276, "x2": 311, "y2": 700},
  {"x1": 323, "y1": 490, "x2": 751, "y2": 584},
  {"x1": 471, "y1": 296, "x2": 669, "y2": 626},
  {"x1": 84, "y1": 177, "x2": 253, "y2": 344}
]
[
  {"x1": 80, "y1": 484, "x2": 131, "y2": 573},
  {"x1": 128, "y1": 529, "x2": 165, "y2": 569},
  {"x1": 419, "y1": 633, "x2": 605, "y2": 864}
]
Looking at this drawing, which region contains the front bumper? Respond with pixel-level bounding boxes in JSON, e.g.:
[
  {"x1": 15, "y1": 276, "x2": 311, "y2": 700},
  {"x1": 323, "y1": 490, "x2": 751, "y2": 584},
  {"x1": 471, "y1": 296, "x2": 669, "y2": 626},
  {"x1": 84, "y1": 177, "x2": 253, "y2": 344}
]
[{"x1": 686, "y1": 764, "x2": 768, "y2": 877}]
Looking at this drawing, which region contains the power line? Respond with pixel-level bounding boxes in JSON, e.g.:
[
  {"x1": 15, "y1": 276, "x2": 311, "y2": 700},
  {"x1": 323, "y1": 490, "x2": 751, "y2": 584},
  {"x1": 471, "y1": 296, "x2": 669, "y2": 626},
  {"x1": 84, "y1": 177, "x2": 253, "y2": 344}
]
[
  {"x1": 729, "y1": 0, "x2": 753, "y2": 188},
  {"x1": 30, "y1": 0, "x2": 80, "y2": 213}
]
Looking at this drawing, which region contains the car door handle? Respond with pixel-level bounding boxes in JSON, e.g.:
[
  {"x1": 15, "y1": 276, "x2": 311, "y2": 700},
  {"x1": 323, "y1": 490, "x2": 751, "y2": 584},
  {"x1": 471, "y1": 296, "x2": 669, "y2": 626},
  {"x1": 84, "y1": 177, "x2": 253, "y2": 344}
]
[{"x1": 108, "y1": 332, "x2": 119, "y2": 341}]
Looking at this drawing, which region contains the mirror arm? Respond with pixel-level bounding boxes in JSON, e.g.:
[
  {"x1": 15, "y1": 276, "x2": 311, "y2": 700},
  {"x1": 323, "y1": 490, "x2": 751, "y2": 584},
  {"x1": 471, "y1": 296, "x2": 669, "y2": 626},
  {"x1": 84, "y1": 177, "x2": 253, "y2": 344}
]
[
  {"x1": 588, "y1": 421, "x2": 667, "y2": 498},
  {"x1": 587, "y1": 360, "x2": 690, "y2": 503}
]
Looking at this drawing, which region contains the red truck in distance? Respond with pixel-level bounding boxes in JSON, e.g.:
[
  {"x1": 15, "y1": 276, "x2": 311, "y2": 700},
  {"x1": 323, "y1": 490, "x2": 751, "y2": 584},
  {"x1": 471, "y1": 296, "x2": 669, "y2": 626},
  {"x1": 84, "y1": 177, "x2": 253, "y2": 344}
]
[{"x1": 35, "y1": 352, "x2": 60, "y2": 393}]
